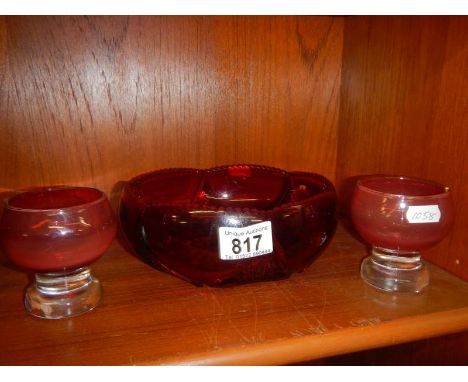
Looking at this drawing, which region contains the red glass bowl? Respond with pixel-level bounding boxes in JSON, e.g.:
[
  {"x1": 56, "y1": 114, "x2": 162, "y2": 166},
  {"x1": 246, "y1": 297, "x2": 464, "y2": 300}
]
[
  {"x1": 351, "y1": 176, "x2": 454, "y2": 253},
  {"x1": 120, "y1": 165, "x2": 337, "y2": 286},
  {"x1": 1, "y1": 186, "x2": 116, "y2": 272}
]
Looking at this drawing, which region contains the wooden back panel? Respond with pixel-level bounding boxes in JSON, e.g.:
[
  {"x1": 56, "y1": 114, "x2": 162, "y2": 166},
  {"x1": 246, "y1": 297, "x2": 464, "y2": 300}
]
[
  {"x1": 0, "y1": 16, "x2": 343, "y2": 199},
  {"x1": 337, "y1": 16, "x2": 468, "y2": 280}
]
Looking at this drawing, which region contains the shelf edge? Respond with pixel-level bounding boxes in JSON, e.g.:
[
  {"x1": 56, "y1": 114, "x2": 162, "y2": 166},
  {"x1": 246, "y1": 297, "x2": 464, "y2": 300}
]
[{"x1": 139, "y1": 307, "x2": 468, "y2": 366}]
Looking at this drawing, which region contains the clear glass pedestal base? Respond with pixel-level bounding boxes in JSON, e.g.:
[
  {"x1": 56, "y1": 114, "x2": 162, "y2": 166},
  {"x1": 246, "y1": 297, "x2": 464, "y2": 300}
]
[
  {"x1": 360, "y1": 247, "x2": 429, "y2": 293},
  {"x1": 24, "y1": 267, "x2": 102, "y2": 319}
]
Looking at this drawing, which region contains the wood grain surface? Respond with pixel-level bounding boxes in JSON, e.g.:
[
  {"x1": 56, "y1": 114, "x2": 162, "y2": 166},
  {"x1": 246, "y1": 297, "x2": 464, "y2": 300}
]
[
  {"x1": 1, "y1": 224, "x2": 468, "y2": 365},
  {"x1": 0, "y1": 16, "x2": 342, "y2": 197},
  {"x1": 337, "y1": 16, "x2": 468, "y2": 280}
]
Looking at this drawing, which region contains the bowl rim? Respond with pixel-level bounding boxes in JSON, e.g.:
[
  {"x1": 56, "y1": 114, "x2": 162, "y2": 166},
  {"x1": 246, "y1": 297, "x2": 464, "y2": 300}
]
[
  {"x1": 122, "y1": 165, "x2": 337, "y2": 215},
  {"x1": 4, "y1": 186, "x2": 107, "y2": 213},
  {"x1": 356, "y1": 175, "x2": 451, "y2": 199}
]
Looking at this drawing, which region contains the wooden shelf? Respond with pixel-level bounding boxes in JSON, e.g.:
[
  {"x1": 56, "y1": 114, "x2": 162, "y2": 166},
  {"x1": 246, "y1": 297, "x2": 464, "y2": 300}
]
[{"x1": 1, "y1": 223, "x2": 468, "y2": 365}]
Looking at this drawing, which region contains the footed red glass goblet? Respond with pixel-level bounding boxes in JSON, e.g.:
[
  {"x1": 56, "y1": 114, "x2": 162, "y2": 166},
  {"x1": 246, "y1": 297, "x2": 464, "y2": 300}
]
[
  {"x1": 351, "y1": 176, "x2": 454, "y2": 293},
  {"x1": 0, "y1": 186, "x2": 116, "y2": 319}
]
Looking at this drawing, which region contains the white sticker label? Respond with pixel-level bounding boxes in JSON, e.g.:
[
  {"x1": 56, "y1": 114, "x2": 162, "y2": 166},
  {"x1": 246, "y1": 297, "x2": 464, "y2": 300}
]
[
  {"x1": 406, "y1": 205, "x2": 441, "y2": 223},
  {"x1": 218, "y1": 221, "x2": 273, "y2": 260}
]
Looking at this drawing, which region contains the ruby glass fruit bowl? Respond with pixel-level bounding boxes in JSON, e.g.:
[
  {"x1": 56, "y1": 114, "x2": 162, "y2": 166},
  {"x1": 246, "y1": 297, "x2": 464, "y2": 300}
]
[{"x1": 120, "y1": 165, "x2": 337, "y2": 286}]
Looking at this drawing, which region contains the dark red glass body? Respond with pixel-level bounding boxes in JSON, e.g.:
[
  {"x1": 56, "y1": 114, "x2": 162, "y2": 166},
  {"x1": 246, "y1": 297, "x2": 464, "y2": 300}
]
[
  {"x1": 0, "y1": 187, "x2": 116, "y2": 272},
  {"x1": 120, "y1": 165, "x2": 337, "y2": 286},
  {"x1": 351, "y1": 176, "x2": 454, "y2": 252}
]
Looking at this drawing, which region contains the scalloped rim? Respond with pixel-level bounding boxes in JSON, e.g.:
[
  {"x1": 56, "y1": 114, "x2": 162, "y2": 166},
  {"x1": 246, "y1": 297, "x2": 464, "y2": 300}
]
[{"x1": 123, "y1": 164, "x2": 336, "y2": 216}]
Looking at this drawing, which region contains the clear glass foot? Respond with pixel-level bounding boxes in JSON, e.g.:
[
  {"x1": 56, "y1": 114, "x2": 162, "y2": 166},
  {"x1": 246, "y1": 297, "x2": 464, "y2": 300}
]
[
  {"x1": 360, "y1": 247, "x2": 429, "y2": 293},
  {"x1": 24, "y1": 267, "x2": 102, "y2": 319}
]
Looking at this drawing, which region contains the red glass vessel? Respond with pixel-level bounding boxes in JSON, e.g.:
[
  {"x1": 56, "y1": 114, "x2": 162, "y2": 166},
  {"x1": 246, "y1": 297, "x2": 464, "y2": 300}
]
[
  {"x1": 351, "y1": 175, "x2": 454, "y2": 293},
  {"x1": 0, "y1": 186, "x2": 116, "y2": 319},
  {"x1": 120, "y1": 164, "x2": 337, "y2": 286}
]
